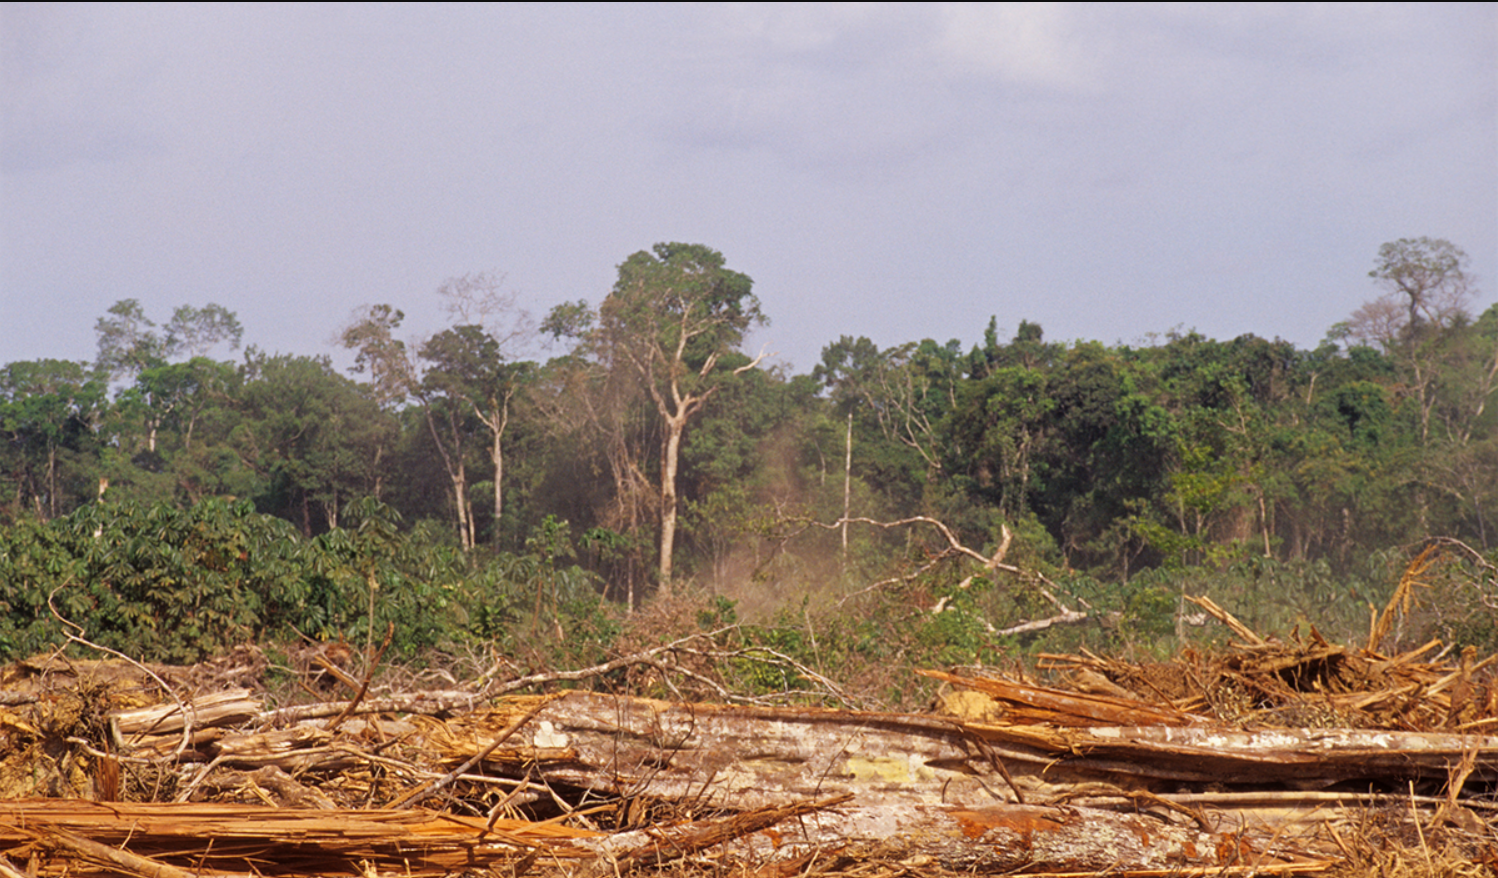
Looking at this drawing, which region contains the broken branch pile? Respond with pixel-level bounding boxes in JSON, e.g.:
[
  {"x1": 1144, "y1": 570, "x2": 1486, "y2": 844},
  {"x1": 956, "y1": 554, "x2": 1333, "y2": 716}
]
[{"x1": 0, "y1": 600, "x2": 1494, "y2": 876}]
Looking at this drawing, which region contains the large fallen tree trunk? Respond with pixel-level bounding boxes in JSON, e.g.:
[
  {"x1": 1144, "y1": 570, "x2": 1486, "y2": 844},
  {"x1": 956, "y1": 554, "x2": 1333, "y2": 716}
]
[
  {"x1": 14, "y1": 592, "x2": 1493, "y2": 878},
  {"x1": 431, "y1": 691, "x2": 1498, "y2": 809},
  {"x1": 431, "y1": 692, "x2": 1003, "y2": 810}
]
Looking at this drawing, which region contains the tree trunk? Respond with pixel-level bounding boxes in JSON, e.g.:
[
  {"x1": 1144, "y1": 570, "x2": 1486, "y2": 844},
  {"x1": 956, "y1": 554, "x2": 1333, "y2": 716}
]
[
  {"x1": 46, "y1": 444, "x2": 58, "y2": 520},
  {"x1": 843, "y1": 409, "x2": 852, "y2": 561},
  {"x1": 425, "y1": 405, "x2": 473, "y2": 551},
  {"x1": 481, "y1": 392, "x2": 512, "y2": 549},
  {"x1": 491, "y1": 424, "x2": 503, "y2": 546},
  {"x1": 658, "y1": 411, "x2": 687, "y2": 592},
  {"x1": 454, "y1": 466, "x2": 472, "y2": 550}
]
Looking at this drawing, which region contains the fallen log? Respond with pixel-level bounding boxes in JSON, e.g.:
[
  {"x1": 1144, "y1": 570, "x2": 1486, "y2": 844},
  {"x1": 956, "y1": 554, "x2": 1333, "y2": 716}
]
[
  {"x1": 433, "y1": 692, "x2": 1005, "y2": 810},
  {"x1": 436, "y1": 691, "x2": 1498, "y2": 810},
  {"x1": 920, "y1": 668, "x2": 1202, "y2": 726}
]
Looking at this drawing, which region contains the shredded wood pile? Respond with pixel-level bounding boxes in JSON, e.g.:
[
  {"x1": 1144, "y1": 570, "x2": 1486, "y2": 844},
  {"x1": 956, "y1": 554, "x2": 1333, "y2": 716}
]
[{"x1": 0, "y1": 596, "x2": 1495, "y2": 877}]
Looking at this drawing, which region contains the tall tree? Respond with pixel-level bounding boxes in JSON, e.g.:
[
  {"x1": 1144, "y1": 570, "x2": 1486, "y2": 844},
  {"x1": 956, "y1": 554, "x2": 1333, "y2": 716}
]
[
  {"x1": 419, "y1": 325, "x2": 533, "y2": 549},
  {"x1": 596, "y1": 243, "x2": 766, "y2": 591},
  {"x1": 96, "y1": 299, "x2": 243, "y2": 383},
  {"x1": 165, "y1": 304, "x2": 244, "y2": 359},
  {"x1": 339, "y1": 304, "x2": 417, "y2": 409},
  {"x1": 1348, "y1": 237, "x2": 1477, "y2": 444},
  {"x1": 815, "y1": 335, "x2": 960, "y2": 476},
  {"x1": 0, "y1": 360, "x2": 107, "y2": 520},
  {"x1": 339, "y1": 304, "x2": 476, "y2": 543},
  {"x1": 342, "y1": 277, "x2": 535, "y2": 550},
  {"x1": 235, "y1": 353, "x2": 391, "y2": 535},
  {"x1": 1342, "y1": 239, "x2": 1488, "y2": 536},
  {"x1": 1367, "y1": 237, "x2": 1474, "y2": 333},
  {"x1": 338, "y1": 303, "x2": 419, "y2": 507},
  {"x1": 432, "y1": 272, "x2": 535, "y2": 548},
  {"x1": 95, "y1": 299, "x2": 166, "y2": 383}
]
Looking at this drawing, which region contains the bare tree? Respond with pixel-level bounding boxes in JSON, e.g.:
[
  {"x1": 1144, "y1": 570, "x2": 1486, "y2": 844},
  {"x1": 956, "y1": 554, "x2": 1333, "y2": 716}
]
[
  {"x1": 1368, "y1": 237, "x2": 1474, "y2": 333},
  {"x1": 1347, "y1": 238, "x2": 1479, "y2": 445}
]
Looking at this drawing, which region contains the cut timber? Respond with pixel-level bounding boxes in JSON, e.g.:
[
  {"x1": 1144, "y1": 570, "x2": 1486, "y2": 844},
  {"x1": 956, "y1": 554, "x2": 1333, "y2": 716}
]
[{"x1": 0, "y1": 798, "x2": 1332, "y2": 876}]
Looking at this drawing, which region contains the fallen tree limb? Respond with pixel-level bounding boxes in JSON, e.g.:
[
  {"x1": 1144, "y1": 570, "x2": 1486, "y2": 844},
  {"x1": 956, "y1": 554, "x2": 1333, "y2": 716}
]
[
  {"x1": 111, "y1": 688, "x2": 259, "y2": 738},
  {"x1": 920, "y1": 669, "x2": 1202, "y2": 727},
  {"x1": 48, "y1": 591, "x2": 197, "y2": 765}
]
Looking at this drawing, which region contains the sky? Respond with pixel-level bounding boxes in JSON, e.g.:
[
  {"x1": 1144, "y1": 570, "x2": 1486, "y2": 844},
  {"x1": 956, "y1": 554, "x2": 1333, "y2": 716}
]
[{"x1": 2, "y1": 3, "x2": 1495, "y2": 377}]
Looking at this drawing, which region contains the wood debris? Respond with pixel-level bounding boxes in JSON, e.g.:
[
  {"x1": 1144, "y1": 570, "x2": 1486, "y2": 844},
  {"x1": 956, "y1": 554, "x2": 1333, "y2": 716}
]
[{"x1": 0, "y1": 598, "x2": 1494, "y2": 876}]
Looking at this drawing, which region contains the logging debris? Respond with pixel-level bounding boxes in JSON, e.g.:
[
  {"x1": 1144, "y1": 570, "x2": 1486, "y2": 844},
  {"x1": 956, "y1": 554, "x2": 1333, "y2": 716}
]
[{"x1": 0, "y1": 601, "x2": 1494, "y2": 876}]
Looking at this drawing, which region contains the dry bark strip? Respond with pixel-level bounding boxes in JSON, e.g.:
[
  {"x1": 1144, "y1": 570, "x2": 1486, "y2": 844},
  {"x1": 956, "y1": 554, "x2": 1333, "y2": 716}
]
[{"x1": 0, "y1": 799, "x2": 596, "y2": 877}]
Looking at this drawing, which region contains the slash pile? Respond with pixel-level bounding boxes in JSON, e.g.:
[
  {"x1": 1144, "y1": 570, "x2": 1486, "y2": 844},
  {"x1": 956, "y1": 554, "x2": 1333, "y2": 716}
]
[{"x1": 0, "y1": 597, "x2": 1494, "y2": 877}]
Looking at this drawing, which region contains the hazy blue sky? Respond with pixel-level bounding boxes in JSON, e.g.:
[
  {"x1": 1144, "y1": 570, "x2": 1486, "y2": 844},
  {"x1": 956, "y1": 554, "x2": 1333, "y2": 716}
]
[{"x1": 3, "y1": 3, "x2": 1494, "y2": 375}]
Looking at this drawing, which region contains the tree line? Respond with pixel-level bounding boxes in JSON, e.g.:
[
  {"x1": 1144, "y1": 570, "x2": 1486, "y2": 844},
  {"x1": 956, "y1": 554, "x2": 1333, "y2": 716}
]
[{"x1": 2, "y1": 237, "x2": 1495, "y2": 643}]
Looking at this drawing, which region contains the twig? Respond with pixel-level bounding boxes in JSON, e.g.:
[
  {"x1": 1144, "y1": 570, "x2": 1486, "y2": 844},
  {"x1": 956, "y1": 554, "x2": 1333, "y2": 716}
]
[
  {"x1": 686, "y1": 644, "x2": 861, "y2": 710},
  {"x1": 833, "y1": 552, "x2": 952, "y2": 609},
  {"x1": 328, "y1": 620, "x2": 394, "y2": 733},
  {"x1": 1184, "y1": 594, "x2": 1265, "y2": 646},
  {"x1": 825, "y1": 516, "x2": 1017, "y2": 572},
  {"x1": 483, "y1": 626, "x2": 741, "y2": 697}
]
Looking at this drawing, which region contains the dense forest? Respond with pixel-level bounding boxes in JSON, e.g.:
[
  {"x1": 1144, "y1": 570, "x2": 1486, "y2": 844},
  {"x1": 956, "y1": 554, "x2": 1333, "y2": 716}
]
[{"x1": 3, "y1": 237, "x2": 1496, "y2": 686}]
